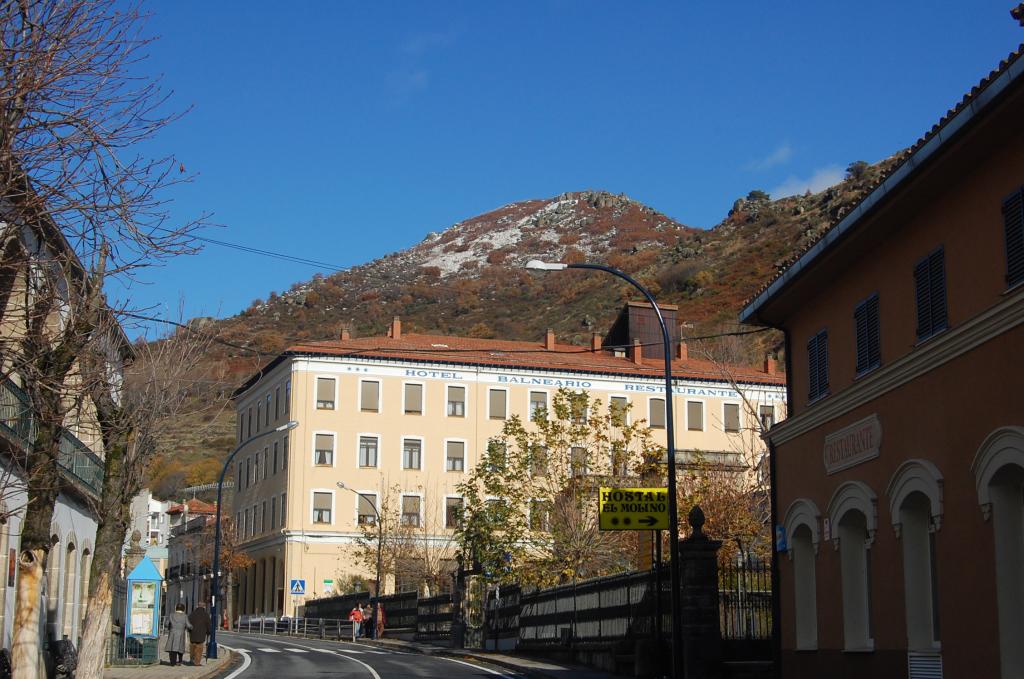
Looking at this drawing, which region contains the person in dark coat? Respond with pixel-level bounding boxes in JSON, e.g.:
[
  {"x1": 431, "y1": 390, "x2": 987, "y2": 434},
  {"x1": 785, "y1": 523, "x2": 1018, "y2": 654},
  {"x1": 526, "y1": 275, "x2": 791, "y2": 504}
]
[
  {"x1": 187, "y1": 602, "x2": 212, "y2": 666},
  {"x1": 165, "y1": 603, "x2": 192, "y2": 666}
]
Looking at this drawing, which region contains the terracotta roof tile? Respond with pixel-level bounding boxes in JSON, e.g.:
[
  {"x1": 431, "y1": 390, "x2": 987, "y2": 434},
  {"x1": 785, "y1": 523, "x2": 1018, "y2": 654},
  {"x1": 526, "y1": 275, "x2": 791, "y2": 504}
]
[{"x1": 283, "y1": 332, "x2": 784, "y2": 386}]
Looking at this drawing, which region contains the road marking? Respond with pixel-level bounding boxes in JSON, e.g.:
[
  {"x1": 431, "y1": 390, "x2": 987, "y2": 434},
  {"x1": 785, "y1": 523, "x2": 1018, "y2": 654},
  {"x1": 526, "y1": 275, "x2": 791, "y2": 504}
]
[
  {"x1": 442, "y1": 656, "x2": 519, "y2": 678},
  {"x1": 256, "y1": 647, "x2": 280, "y2": 653},
  {"x1": 284, "y1": 647, "x2": 308, "y2": 653},
  {"x1": 218, "y1": 644, "x2": 251, "y2": 679}
]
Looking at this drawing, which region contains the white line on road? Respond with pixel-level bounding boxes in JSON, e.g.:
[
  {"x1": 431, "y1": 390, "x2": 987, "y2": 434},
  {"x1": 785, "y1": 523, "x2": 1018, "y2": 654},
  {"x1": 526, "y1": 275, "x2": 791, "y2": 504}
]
[
  {"x1": 219, "y1": 644, "x2": 252, "y2": 679},
  {"x1": 283, "y1": 647, "x2": 308, "y2": 653},
  {"x1": 442, "y1": 656, "x2": 520, "y2": 678},
  {"x1": 256, "y1": 647, "x2": 281, "y2": 653},
  {"x1": 237, "y1": 636, "x2": 384, "y2": 679}
]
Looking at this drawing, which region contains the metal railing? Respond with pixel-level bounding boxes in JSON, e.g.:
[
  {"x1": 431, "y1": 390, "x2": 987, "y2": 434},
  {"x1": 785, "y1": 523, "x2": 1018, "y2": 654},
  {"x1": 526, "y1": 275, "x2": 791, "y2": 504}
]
[
  {"x1": 0, "y1": 377, "x2": 105, "y2": 497},
  {"x1": 236, "y1": 616, "x2": 355, "y2": 640},
  {"x1": 719, "y1": 559, "x2": 772, "y2": 640}
]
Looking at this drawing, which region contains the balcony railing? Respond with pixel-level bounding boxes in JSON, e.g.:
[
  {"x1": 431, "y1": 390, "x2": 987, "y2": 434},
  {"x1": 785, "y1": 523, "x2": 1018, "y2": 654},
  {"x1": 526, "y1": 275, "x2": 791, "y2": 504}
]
[{"x1": 0, "y1": 377, "x2": 105, "y2": 497}]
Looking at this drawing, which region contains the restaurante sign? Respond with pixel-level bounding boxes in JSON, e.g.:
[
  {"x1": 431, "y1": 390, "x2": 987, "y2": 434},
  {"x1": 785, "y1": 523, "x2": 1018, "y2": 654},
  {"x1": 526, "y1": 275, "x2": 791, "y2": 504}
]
[{"x1": 824, "y1": 414, "x2": 881, "y2": 474}]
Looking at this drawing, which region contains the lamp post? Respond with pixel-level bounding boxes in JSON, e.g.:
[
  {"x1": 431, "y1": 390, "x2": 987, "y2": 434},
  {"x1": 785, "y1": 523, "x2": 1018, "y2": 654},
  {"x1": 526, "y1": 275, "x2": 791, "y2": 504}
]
[
  {"x1": 337, "y1": 481, "x2": 383, "y2": 639},
  {"x1": 208, "y1": 419, "x2": 298, "y2": 660},
  {"x1": 525, "y1": 259, "x2": 685, "y2": 678}
]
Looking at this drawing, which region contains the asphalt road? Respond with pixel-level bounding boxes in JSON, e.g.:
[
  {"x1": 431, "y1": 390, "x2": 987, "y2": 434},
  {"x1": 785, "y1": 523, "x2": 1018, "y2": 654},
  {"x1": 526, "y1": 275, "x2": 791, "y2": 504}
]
[{"x1": 217, "y1": 631, "x2": 521, "y2": 679}]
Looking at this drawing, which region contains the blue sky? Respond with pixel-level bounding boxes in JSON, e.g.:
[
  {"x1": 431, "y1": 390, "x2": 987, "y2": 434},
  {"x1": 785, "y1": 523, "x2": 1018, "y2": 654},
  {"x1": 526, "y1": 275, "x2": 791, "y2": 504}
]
[{"x1": 119, "y1": 1, "x2": 1023, "y2": 328}]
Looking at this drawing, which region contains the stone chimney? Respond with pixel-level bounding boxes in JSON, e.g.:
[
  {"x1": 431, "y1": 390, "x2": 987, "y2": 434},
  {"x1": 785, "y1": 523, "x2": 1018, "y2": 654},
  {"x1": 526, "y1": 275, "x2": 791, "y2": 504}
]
[
  {"x1": 545, "y1": 329, "x2": 556, "y2": 350},
  {"x1": 632, "y1": 338, "x2": 643, "y2": 365},
  {"x1": 591, "y1": 333, "x2": 603, "y2": 351},
  {"x1": 340, "y1": 327, "x2": 351, "y2": 341},
  {"x1": 764, "y1": 355, "x2": 777, "y2": 375},
  {"x1": 677, "y1": 341, "x2": 688, "y2": 361},
  {"x1": 389, "y1": 316, "x2": 402, "y2": 340}
]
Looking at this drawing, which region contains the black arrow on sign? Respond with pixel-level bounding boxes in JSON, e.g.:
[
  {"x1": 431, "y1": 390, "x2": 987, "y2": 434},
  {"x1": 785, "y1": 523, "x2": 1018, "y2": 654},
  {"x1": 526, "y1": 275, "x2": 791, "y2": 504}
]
[{"x1": 639, "y1": 516, "x2": 658, "y2": 527}]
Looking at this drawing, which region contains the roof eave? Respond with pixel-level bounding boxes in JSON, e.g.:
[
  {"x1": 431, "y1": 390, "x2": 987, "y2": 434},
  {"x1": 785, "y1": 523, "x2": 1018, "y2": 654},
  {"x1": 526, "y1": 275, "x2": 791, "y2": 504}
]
[{"x1": 740, "y1": 50, "x2": 1024, "y2": 327}]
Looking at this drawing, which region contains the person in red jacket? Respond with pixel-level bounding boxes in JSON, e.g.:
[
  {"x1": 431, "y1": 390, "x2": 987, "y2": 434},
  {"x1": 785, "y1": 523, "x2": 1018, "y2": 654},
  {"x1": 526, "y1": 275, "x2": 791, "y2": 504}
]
[{"x1": 348, "y1": 604, "x2": 363, "y2": 642}]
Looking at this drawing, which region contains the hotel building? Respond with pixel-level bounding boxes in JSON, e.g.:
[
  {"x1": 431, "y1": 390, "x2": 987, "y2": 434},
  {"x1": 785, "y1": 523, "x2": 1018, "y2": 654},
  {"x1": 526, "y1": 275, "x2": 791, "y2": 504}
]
[
  {"x1": 230, "y1": 304, "x2": 785, "y2": 617},
  {"x1": 741, "y1": 24, "x2": 1024, "y2": 679}
]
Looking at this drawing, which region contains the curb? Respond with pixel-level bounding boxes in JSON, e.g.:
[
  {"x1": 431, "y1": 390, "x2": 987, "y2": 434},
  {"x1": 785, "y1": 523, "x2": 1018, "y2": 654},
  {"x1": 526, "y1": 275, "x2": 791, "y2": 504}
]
[{"x1": 198, "y1": 649, "x2": 238, "y2": 679}]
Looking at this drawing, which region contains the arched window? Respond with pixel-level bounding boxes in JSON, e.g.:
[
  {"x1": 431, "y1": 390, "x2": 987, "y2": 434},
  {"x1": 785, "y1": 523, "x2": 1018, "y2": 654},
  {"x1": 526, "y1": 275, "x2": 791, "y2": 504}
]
[
  {"x1": 45, "y1": 533, "x2": 62, "y2": 640},
  {"x1": 62, "y1": 540, "x2": 77, "y2": 639},
  {"x1": 972, "y1": 427, "x2": 1024, "y2": 678},
  {"x1": 783, "y1": 498, "x2": 820, "y2": 650},
  {"x1": 827, "y1": 481, "x2": 876, "y2": 651},
  {"x1": 887, "y1": 459, "x2": 943, "y2": 652}
]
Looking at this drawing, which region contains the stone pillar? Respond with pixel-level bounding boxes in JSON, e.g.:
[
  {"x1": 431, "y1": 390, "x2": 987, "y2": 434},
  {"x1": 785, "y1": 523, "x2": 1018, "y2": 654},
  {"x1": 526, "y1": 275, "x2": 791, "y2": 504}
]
[
  {"x1": 679, "y1": 506, "x2": 722, "y2": 679},
  {"x1": 124, "y1": 530, "x2": 146, "y2": 574}
]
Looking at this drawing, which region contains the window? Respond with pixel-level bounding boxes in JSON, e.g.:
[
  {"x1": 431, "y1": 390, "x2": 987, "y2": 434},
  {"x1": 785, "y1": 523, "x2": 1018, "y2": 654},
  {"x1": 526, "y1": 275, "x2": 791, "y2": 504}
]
[
  {"x1": 282, "y1": 437, "x2": 288, "y2": 469},
  {"x1": 899, "y1": 493, "x2": 940, "y2": 651},
  {"x1": 270, "y1": 497, "x2": 277, "y2": 530},
  {"x1": 488, "y1": 389, "x2": 507, "y2": 420},
  {"x1": 487, "y1": 441, "x2": 507, "y2": 471},
  {"x1": 446, "y1": 440, "x2": 465, "y2": 472},
  {"x1": 759, "y1": 405, "x2": 775, "y2": 430},
  {"x1": 445, "y1": 497, "x2": 464, "y2": 528},
  {"x1": 723, "y1": 403, "x2": 740, "y2": 433},
  {"x1": 265, "y1": 394, "x2": 272, "y2": 426},
  {"x1": 570, "y1": 396, "x2": 588, "y2": 424},
  {"x1": 404, "y1": 383, "x2": 423, "y2": 415},
  {"x1": 570, "y1": 446, "x2": 587, "y2": 477},
  {"x1": 687, "y1": 401, "x2": 704, "y2": 431},
  {"x1": 838, "y1": 510, "x2": 873, "y2": 650},
  {"x1": 854, "y1": 294, "x2": 881, "y2": 374},
  {"x1": 447, "y1": 386, "x2": 466, "y2": 417},
  {"x1": 261, "y1": 501, "x2": 267, "y2": 532},
  {"x1": 807, "y1": 330, "x2": 829, "y2": 401},
  {"x1": 649, "y1": 398, "x2": 665, "y2": 429},
  {"x1": 247, "y1": 407, "x2": 252, "y2": 437},
  {"x1": 360, "y1": 380, "x2": 380, "y2": 412},
  {"x1": 792, "y1": 524, "x2": 818, "y2": 650},
  {"x1": 401, "y1": 496, "x2": 421, "y2": 527},
  {"x1": 238, "y1": 413, "x2": 243, "y2": 443},
  {"x1": 312, "y1": 492, "x2": 332, "y2": 524},
  {"x1": 244, "y1": 508, "x2": 251, "y2": 537},
  {"x1": 314, "y1": 433, "x2": 334, "y2": 466},
  {"x1": 253, "y1": 454, "x2": 260, "y2": 483},
  {"x1": 285, "y1": 381, "x2": 291, "y2": 414},
  {"x1": 272, "y1": 442, "x2": 278, "y2": 474},
  {"x1": 610, "y1": 396, "x2": 628, "y2": 425},
  {"x1": 402, "y1": 438, "x2": 422, "y2": 470},
  {"x1": 275, "y1": 386, "x2": 280, "y2": 420},
  {"x1": 236, "y1": 462, "x2": 242, "y2": 491},
  {"x1": 359, "y1": 436, "x2": 378, "y2": 468},
  {"x1": 256, "y1": 402, "x2": 262, "y2": 433},
  {"x1": 529, "y1": 391, "x2": 547, "y2": 420},
  {"x1": 914, "y1": 247, "x2": 948, "y2": 341},
  {"x1": 530, "y1": 500, "x2": 551, "y2": 531},
  {"x1": 251, "y1": 505, "x2": 257, "y2": 536},
  {"x1": 531, "y1": 445, "x2": 548, "y2": 477},
  {"x1": 244, "y1": 458, "x2": 250, "y2": 488},
  {"x1": 1004, "y1": 186, "x2": 1024, "y2": 287},
  {"x1": 357, "y1": 493, "x2": 377, "y2": 526},
  {"x1": 316, "y1": 377, "x2": 336, "y2": 409},
  {"x1": 281, "y1": 493, "x2": 286, "y2": 525},
  {"x1": 263, "y1": 447, "x2": 269, "y2": 479}
]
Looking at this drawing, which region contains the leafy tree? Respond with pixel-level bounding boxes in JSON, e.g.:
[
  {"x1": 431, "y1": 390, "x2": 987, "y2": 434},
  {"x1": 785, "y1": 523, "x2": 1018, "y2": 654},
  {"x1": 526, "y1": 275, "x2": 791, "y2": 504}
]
[
  {"x1": 846, "y1": 160, "x2": 870, "y2": 180},
  {"x1": 746, "y1": 190, "x2": 771, "y2": 202},
  {"x1": 456, "y1": 389, "x2": 662, "y2": 587}
]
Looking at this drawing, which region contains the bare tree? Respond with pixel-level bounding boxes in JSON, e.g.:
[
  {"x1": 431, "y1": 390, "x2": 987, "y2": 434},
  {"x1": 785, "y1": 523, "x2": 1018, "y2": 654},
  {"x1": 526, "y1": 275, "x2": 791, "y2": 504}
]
[
  {"x1": 0, "y1": 1, "x2": 203, "y2": 674},
  {"x1": 75, "y1": 321, "x2": 212, "y2": 679}
]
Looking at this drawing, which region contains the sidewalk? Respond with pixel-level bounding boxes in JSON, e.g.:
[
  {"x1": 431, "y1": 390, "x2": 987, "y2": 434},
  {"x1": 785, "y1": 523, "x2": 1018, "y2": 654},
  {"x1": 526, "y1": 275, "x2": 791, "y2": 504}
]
[
  {"x1": 363, "y1": 637, "x2": 620, "y2": 679},
  {"x1": 104, "y1": 650, "x2": 236, "y2": 679}
]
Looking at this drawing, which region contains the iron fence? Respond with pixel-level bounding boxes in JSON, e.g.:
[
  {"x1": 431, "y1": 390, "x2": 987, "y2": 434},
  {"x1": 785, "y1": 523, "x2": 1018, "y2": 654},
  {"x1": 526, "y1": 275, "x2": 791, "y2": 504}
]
[
  {"x1": 415, "y1": 594, "x2": 452, "y2": 641},
  {"x1": 718, "y1": 558, "x2": 772, "y2": 640}
]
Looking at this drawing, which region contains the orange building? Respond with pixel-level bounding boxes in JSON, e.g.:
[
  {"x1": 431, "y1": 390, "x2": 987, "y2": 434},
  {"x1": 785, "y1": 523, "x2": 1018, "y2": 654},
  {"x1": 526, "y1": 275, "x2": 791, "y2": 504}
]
[{"x1": 741, "y1": 25, "x2": 1024, "y2": 679}]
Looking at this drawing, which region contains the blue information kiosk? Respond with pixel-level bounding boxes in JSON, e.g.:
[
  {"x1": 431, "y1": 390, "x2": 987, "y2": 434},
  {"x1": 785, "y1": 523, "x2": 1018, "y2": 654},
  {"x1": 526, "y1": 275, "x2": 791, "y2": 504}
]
[{"x1": 124, "y1": 556, "x2": 163, "y2": 663}]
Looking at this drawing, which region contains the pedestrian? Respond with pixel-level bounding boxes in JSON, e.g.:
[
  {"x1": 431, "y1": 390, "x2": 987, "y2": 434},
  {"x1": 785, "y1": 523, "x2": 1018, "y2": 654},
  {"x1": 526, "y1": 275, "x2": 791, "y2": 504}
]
[
  {"x1": 165, "y1": 603, "x2": 192, "y2": 666},
  {"x1": 187, "y1": 601, "x2": 212, "y2": 666},
  {"x1": 375, "y1": 602, "x2": 386, "y2": 640},
  {"x1": 348, "y1": 603, "x2": 363, "y2": 642},
  {"x1": 362, "y1": 603, "x2": 373, "y2": 638}
]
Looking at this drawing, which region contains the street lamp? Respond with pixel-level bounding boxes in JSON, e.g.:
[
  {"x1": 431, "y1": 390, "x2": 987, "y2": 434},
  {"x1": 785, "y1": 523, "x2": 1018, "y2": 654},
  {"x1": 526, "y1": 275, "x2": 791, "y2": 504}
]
[
  {"x1": 525, "y1": 259, "x2": 685, "y2": 678},
  {"x1": 208, "y1": 419, "x2": 298, "y2": 660},
  {"x1": 337, "y1": 481, "x2": 384, "y2": 639}
]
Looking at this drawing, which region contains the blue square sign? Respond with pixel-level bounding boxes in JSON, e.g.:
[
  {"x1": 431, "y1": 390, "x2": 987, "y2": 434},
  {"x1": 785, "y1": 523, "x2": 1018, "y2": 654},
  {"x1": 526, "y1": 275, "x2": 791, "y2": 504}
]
[{"x1": 290, "y1": 579, "x2": 305, "y2": 596}]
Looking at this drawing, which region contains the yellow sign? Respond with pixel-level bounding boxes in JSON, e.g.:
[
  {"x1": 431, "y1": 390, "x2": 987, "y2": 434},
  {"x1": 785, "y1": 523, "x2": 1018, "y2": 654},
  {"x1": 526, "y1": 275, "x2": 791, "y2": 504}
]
[{"x1": 599, "y1": 487, "x2": 670, "y2": 531}]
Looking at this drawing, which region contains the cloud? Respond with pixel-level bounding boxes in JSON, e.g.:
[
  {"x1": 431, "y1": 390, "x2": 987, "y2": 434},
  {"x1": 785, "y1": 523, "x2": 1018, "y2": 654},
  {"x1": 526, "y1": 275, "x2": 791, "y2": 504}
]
[
  {"x1": 744, "y1": 143, "x2": 793, "y2": 171},
  {"x1": 770, "y1": 165, "x2": 845, "y2": 198},
  {"x1": 401, "y1": 30, "x2": 456, "y2": 57}
]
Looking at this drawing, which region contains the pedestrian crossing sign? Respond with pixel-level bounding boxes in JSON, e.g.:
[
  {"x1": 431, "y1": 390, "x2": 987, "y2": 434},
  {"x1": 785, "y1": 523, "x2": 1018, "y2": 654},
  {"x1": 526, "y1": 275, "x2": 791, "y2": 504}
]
[{"x1": 290, "y1": 579, "x2": 306, "y2": 596}]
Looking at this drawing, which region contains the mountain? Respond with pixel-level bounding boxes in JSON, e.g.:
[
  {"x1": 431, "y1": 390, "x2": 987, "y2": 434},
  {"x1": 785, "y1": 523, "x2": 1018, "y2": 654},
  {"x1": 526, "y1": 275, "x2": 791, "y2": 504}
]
[{"x1": 147, "y1": 159, "x2": 899, "y2": 496}]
